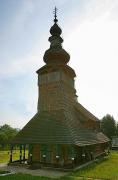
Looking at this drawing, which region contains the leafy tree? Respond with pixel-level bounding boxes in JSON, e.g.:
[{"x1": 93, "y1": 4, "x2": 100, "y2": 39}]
[
  {"x1": 101, "y1": 114, "x2": 116, "y2": 139},
  {"x1": 116, "y1": 122, "x2": 118, "y2": 137},
  {"x1": 0, "y1": 124, "x2": 19, "y2": 149},
  {"x1": 1, "y1": 124, "x2": 18, "y2": 141},
  {"x1": 0, "y1": 132, "x2": 8, "y2": 148}
]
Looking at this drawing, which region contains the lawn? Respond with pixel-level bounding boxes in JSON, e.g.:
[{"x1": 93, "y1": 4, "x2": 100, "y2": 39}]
[
  {"x1": 70, "y1": 151, "x2": 118, "y2": 180},
  {"x1": 0, "y1": 151, "x2": 118, "y2": 180},
  {"x1": 0, "y1": 150, "x2": 28, "y2": 163},
  {"x1": 0, "y1": 173, "x2": 53, "y2": 180}
]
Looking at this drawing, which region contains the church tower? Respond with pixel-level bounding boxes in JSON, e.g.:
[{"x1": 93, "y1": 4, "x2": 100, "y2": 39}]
[
  {"x1": 37, "y1": 8, "x2": 77, "y2": 112},
  {"x1": 11, "y1": 8, "x2": 109, "y2": 169}
]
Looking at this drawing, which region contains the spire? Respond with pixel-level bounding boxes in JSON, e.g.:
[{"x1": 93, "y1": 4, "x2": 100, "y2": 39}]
[
  {"x1": 54, "y1": 6, "x2": 58, "y2": 23},
  {"x1": 50, "y1": 7, "x2": 62, "y2": 36},
  {"x1": 43, "y1": 8, "x2": 70, "y2": 64}
]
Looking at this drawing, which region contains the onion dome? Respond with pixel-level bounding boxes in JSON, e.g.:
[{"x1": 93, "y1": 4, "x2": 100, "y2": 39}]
[
  {"x1": 43, "y1": 7, "x2": 70, "y2": 65},
  {"x1": 50, "y1": 23, "x2": 62, "y2": 36},
  {"x1": 50, "y1": 9, "x2": 62, "y2": 36}
]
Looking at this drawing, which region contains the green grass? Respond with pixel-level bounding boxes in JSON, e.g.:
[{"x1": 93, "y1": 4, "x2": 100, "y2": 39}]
[
  {"x1": 0, "y1": 150, "x2": 28, "y2": 163},
  {"x1": 70, "y1": 151, "x2": 118, "y2": 180},
  {"x1": 0, "y1": 173, "x2": 54, "y2": 180},
  {"x1": 0, "y1": 151, "x2": 118, "y2": 180}
]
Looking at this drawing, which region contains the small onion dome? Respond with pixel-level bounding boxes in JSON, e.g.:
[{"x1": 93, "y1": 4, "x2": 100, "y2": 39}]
[
  {"x1": 43, "y1": 48, "x2": 70, "y2": 64},
  {"x1": 50, "y1": 23, "x2": 62, "y2": 36}
]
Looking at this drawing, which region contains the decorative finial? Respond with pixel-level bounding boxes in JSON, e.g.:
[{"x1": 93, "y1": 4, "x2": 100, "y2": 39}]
[{"x1": 53, "y1": 6, "x2": 58, "y2": 23}]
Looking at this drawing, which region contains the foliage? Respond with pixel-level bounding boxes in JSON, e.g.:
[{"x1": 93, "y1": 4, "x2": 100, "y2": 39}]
[
  {"x1": 101, "y1": 114, "x2": 116, "y2": 139},
  {"x1": 0, "y1": 132, "x2": 8, "y2": 148},
  {"x1": 116, "y1": 122, "x2": 118, "y2": 137},
  {"x1": 0, "y1": 124, "x2": 19, "y2": 148}
]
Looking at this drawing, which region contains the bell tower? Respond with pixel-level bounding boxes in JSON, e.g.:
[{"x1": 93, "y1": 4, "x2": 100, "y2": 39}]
[{"x1": 37, "y1": 7, "x2": 77, "y2": 112}]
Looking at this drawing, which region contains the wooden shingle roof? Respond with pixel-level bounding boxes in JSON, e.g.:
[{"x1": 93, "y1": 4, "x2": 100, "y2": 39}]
[
  {"x1": 12, "y1": 110, "x2": 109, "y2": 145},
  {"x1": 12, "y1": 111, "x2": 74, "y2": 144},
  {"x1": 75, "y1": 102, "x2": 99, "y2": 122}
]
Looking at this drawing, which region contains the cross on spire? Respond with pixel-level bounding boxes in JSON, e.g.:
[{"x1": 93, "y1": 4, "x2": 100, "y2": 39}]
[{"x1": 53, "y1": 6, "x2": 58, "y2": 23}]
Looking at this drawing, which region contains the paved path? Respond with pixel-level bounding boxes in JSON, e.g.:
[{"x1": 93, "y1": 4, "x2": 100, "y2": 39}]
[{"x1": 0, "y1": 164, "x2": 69, "y2": 178}]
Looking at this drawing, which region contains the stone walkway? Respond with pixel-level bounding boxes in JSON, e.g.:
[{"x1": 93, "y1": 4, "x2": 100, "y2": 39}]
[{"x1": 0, "y1": 163, "x2": 69, "y2": 178}]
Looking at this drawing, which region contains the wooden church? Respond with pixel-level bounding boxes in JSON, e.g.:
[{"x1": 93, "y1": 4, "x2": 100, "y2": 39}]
[{"x1": 11, "y1": 9, "x2": 109, "y2": 168}]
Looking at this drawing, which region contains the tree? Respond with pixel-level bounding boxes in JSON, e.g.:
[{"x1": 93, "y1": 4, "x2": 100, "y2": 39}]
[
  {"x1": 0, "y1": 124, "x2": 19, "y2": 148},
  {"x1": 1, "y1": 124, "x2": 18, "y2": 141},
  {"x1": 0, "y1": 131, "x2": 8, "y2": 148},
  {"x1": 101, "y1": 114, "x2": 116, "y2": 139},
  {"x1": 116, "y1": 122, "x2": 118, "y2": 137}
]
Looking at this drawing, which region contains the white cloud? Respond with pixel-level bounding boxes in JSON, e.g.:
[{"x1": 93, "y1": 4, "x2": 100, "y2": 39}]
[
  {"x1": 82, "y1": 0, "x2": 118, "y2": 20},
  {"x1": 0, "y1": 108, "x2": 29, "y2": 128},
  {"x1": 11, "y1": 0, "x2": 35, "y2": 33},
  {"x1": 64, "y1": 0, "x2": 118, "y2": 121},
  {"x1": 49, "y1": 0, "x2": 68, "y2": 7},
  {"x1": 0, "y1": 40, "x2": 47, "y2": 78},
  {"x1": 25, "y1": 85, "x2": 38, "y2": 114}
]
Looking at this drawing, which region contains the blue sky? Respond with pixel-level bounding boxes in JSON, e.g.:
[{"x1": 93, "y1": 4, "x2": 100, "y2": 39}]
[{"x1": 0, "y1": 0, "x2": 118, "y2": 128}]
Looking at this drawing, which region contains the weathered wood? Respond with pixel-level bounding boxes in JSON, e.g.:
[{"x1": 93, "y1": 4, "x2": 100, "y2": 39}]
[{"x1": 32, "y1": 145, "x2": 40, "y2": 162}]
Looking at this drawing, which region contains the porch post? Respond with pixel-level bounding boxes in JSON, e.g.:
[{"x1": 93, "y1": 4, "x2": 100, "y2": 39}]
[
  {"x1": 82, "y1": 146, "x2": 86, "y2": 163},
  {"x1": 29, "y1": 144, "x2": 33, "y2": 164},
  {"x1": 19, "y1": 145, "x2": 22, "y2": 163},
  {"x1": 9, "y1": 145, "x2": 13, "y2": 163},
  {"x1": 30, "y1": 153, "x2": 33, "y2": 164},
  {"x1": 23, "y1": 145, "x2": 26, "y2": 161}
]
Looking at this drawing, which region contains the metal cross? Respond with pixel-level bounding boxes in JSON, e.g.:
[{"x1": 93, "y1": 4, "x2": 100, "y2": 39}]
[{"x1": 53, "y1": 6, "x2": 58, "y2": 23}]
